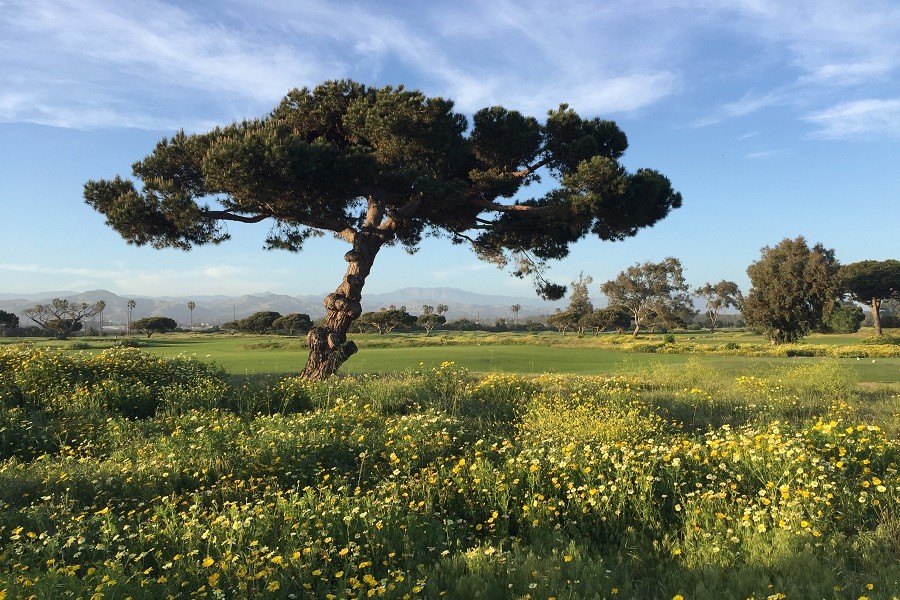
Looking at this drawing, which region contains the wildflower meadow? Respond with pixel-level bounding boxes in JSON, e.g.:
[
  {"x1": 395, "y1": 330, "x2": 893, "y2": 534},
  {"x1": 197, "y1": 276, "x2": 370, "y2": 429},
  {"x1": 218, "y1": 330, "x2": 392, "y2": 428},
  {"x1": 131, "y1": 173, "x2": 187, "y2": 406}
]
[{"x1": 1, "y1": 345, "x2": 898, "y2": 599}]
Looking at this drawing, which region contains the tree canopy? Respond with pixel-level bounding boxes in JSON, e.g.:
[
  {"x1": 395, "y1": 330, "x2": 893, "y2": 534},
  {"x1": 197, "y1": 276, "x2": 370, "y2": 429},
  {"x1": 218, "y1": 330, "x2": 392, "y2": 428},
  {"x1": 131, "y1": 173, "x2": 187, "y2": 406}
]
[
  {"x1": 84, "y1": 80, "x2": 682, "y2": 379},
  {"x1": 224, "y1": 311, "x2": 284, "y2": 333},
  {"x1": 23, "y1": 299, "x2": 104, "y2": 340},
  {"x1": 272, "y1": 313, "x2": 314, "y2": 336},
  {"x1": 694, "y1": 280, "x2": 742, "y2": 333},
  {"x1": 600, "y1": 257, "x2": 692, "y2": 336},
  {"x1": 839, "y1": 259, "x2": 900, "y2": 336},
  {"x1": 742, "y1": 236, "x2": 840, "y2": 344},
  {"x1": 417, "y1": 305, "x2": 448, "y2": 336},
  {"x1": 131, "y1": 316, "x2": 178, "y2": 337},
  {"x1": 356, "y1": 306, "x2": 417, "y2": 334},
  {"x1": 0, "y1": 310, "x2": 19, "y2": 334}
]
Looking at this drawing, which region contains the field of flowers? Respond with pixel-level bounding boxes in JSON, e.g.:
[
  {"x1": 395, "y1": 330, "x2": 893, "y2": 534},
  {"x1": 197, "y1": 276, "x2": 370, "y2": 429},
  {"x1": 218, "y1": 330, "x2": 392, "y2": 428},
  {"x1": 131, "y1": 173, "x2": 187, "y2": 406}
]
[{"x1": 1, "y1": 346, "x2": 898, "y2": 599}]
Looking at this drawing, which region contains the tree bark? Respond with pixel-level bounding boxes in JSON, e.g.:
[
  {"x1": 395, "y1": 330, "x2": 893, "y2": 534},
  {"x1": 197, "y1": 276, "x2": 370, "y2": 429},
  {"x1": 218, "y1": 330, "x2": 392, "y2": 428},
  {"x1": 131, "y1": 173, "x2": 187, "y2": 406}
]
[
  {"x1": 300, "y1": 233, "x2": 383, "y2": 380},
  {"x1": 871, "y1": 297, "x2": 882, "y2": 337}
]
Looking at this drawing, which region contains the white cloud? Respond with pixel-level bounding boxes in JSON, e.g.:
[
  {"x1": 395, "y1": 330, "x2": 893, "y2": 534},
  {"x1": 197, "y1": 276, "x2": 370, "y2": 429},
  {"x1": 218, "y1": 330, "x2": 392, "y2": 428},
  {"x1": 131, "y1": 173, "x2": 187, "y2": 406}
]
[
  {"x1": 4, "y1": 0, "x2": 899, "y2": 139},
  {"x1": 744, "y1": 148, "x2": 787, "y2": 160},
  {"x1": 804, "y1": 98, "x2": 900, "y2": 139}
]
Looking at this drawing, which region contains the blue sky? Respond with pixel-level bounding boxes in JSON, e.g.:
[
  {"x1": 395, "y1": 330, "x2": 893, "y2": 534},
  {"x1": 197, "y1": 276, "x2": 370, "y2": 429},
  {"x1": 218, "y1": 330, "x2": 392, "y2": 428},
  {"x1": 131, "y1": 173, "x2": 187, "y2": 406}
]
[{"x1": 1, "y1": 0, "x2": 898, "y2": 302}]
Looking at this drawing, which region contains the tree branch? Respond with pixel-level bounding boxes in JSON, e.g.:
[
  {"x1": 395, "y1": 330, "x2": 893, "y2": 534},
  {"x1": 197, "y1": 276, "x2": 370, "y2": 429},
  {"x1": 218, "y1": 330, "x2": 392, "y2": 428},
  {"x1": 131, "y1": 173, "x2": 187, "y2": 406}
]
[
  {"x1": 512, "y1": 157, "x2": 551, "y2": 177},
  {"x1": 210, "y1": 208, "x2": 356, "y2": 243},
  {"x1": 469, "y1": 198, "x2": 553, "y2": 213},
  {"x1": 207, "y1": 210, "x2": 269, "y2": 224}
]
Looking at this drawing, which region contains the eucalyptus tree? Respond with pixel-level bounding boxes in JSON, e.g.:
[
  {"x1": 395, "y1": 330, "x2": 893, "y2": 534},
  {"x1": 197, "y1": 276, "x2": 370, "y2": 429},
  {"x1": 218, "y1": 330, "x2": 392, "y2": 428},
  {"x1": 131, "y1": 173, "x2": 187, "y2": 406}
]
[
  {"x1": 694, "y1": 280, "x2": 742, "y2": 332},
  {"x1": 85, "y1": 80, "x2": 682, "y2": 379},
  {"x1": 600, "y1": 258, "x2": 692, "y2": 337}
]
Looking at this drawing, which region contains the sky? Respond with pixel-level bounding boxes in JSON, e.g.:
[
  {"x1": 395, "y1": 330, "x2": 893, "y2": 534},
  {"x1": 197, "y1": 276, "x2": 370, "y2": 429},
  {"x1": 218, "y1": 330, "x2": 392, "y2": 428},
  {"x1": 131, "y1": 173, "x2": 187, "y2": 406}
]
[{"x1": 1, "y1": 0, "x2": 898, "y2": 303}]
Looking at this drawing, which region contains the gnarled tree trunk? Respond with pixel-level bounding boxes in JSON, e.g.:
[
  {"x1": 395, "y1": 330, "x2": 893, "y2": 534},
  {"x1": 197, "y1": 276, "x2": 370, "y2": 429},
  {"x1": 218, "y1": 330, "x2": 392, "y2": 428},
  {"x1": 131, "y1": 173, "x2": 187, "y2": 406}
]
[{"x1": 300, "y1": 233, "x2": 383, "y2": 380}]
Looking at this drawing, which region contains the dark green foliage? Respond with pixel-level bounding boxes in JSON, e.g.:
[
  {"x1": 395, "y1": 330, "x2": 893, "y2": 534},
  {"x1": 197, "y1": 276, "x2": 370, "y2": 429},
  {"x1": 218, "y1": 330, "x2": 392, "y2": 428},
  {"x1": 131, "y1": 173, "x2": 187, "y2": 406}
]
[
  {"x1": 827, "y1": 303, "x2": 865, "y2": 333},
  {"x1": 742, "y1": 237, "x2": 840, "y2": 344},
  {"x1": 0, "y1": 310, "x2": 18, "y2": 333},
  {"x1": 580, "y1": 307, "x2": 632, "y2": 334},
  {"x1": 356, "y1": 306, "x2": 417, "y2": 334},
  {"x1": 84, "y1": 80, "x2": 681, "y2": 299},
  {"x1": 224, "y1": 311, "x2": 283, "y2": 333},
  {"x1": 547, "y1": 309, "x2": 581, "y2": 333},
  {"x1": 271, "y1": 313, "x2": 313, "y2": 336},
  {"x1": 416, "y1": 305, "x2": 447, "y2": 335},
  {"x1": 84, "y1": 80, "x2": 682, "y2": 377},
  {"x1": 130, "y1": 316, "x2": 178, "y2": 337},
  {"x1": 840, "y1": 259, "x2": 900, "y2": 336}
]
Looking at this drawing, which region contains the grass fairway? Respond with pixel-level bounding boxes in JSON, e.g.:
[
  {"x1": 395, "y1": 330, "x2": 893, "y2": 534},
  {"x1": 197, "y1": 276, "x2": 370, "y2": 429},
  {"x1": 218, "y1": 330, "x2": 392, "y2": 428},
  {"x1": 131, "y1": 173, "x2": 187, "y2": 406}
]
[{"x1": 10, "y1": 331, "x2": 897, "y2": 383}]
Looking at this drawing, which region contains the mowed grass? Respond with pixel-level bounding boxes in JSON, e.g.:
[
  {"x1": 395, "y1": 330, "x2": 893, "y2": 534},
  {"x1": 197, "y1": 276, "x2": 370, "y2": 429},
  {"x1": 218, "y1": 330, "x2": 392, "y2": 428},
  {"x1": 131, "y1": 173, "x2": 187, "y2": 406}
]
[{"x1": 8, "y1": 329, "x2": 898, "y2": 383}]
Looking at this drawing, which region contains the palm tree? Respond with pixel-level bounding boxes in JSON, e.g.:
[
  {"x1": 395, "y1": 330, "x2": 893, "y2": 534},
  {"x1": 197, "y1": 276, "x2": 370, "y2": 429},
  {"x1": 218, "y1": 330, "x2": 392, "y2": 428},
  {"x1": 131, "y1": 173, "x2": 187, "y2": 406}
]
[
  {"x1": 510, "y1": 304, "x2": 521, "y2": 327},
  {"x1": 126, "y1": 299, "x2": 136, "y2": 334},
  {"x1": 187, "y1": 301, "x2": 196, "y2": 330},
  {"x1": 96, "y1": 300, "x2": 106, "y2": 336}
]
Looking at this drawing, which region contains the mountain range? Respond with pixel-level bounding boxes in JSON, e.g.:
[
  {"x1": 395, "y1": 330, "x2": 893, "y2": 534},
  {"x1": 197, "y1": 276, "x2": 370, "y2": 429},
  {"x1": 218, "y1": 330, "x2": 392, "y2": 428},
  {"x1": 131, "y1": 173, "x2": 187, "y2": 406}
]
[{"x1": 0, "y1": 287, "x2": 567, "y2": 328}]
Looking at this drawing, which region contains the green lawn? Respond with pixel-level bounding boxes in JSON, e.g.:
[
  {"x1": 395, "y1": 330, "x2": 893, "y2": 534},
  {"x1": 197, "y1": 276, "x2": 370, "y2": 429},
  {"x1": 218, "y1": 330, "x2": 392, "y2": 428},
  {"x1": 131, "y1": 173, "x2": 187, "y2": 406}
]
[{"x1": 5, "y1": 331, "x2": 897, "y2": 383}]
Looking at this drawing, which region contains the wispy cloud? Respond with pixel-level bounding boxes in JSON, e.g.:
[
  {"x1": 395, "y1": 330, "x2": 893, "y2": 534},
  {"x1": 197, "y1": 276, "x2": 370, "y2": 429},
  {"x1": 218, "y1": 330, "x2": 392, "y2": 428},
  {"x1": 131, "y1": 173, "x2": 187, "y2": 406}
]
[
  {"x1": 3, "y1": 0, "x2": 899, "y2": 139},
  {"x1": 692, "y1": 91, "x2": 786, "y2": 127},
  {"x1": 1, "y1": 0, "x2": 336, "y2": 129},
  {"x1": 804, "y1": 98, "x2": 900, "y2": 139},
  {"x1": 744, "y1": 148, "x2": 788, "y2": 160}
]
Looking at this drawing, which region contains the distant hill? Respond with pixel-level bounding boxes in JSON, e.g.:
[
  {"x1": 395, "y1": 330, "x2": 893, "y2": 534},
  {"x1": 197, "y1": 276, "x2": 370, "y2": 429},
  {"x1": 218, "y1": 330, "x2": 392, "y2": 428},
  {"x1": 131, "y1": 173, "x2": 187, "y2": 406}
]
[{"x1": 0, "y1": 287, "x2": 566, "y2": 327}]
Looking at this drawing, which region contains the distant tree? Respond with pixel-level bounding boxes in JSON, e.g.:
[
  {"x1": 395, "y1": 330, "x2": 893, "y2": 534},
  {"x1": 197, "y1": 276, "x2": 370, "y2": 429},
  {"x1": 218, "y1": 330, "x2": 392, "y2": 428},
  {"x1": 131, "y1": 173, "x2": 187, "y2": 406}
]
[
  {"x1": 510, "y1": 304, "x2": 521, "y2": 327},
  {"x1": 872, "y1": 299, "x2": 900, "y2": 328},
  {"x1": 839, "y1": 260, "x2": 900, "y2": 337},
  {"x1": 579, "y1": 306, "x2": 631, "y2": 334},
  {"x1": 417, "y1": 305, "x2": 447, "y2": 336},
  {"x1": 24, "y1": 299, "x2": 104, "y2": 340},
  {"x1": 131, "y1": 316, "x2": 178, "y2": 337},
  {"x1": 243, "y1": 311, "x2": 283, "y2": 333},
  {"x1": 827, "y1": 302, "x2": 865, "y2": 334},
  {"x1": 356, "y1": 306, "x2": 416, "y2": 334},
  {"x1": 272, "y1": 313, "x2": 313, "y2": 336},
  {"x1": 126, "y1": 299, "x2": 136, "y2": 334},
  {"x1": 694, "y1": 280, "x2": 742, "y2": 333},
  {"x1": 547, "y1": 308, "x2": 580, "y2": 334},
  {"x1": 446, "y1": 318, "x2": 481, "y2": 331},
  {"x1": 0, "y1": 310, "x2": 19, "y2": 335},
  {"x1": 95, "y1": 300, "x2": 106, "y2": 336},
  {"x1": 567, "y1": 272, "x2": 594, "y2": 320},
  {"x1": 600, "y1": 257, "x2": 692, "y2": 337},
  {"x1": 742, "y1": 236, "x2": 840, "y2": 344},
  {"x1": 187, "y1": 301, "x2": 196, "y2": 329},
  {"x1": 84, "y1": 80, "x2": 682, "y2": 380},
  {"x1": 525, "y1": 319, "x2": 547, "y2": 332}
]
